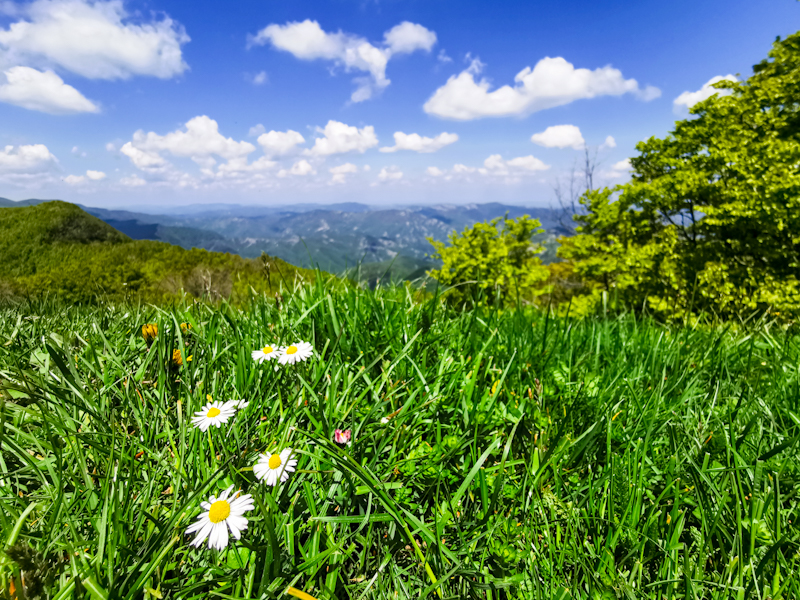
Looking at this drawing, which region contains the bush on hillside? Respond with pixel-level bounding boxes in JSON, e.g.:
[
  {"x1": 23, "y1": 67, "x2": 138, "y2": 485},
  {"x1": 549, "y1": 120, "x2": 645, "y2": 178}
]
[{"x1": 426, "y1": 214, "x2": 549, "y2": 306}]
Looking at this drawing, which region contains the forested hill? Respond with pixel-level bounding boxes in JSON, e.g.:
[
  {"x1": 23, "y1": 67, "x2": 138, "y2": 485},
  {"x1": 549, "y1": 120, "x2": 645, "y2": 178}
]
[{"x1": 0, "y1": 201, "x2": 316, "y2": 303}]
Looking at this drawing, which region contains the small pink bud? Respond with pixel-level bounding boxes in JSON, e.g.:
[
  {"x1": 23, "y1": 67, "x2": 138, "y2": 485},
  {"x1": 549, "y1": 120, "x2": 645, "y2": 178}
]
[{"x1": 334, "y1": 429, "x2": 351, "y2": 444}]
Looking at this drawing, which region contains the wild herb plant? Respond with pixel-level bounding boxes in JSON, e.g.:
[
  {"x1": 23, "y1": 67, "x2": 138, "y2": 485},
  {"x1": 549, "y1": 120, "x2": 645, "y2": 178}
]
[{"x1": 1, "y1": 282, "x2": 799, "y2": 599}]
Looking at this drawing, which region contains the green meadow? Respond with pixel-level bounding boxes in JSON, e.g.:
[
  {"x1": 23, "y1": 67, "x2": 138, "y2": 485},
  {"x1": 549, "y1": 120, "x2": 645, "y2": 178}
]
[{"x1": 2, "y1": 281, "x2": 799, "y2": 599}]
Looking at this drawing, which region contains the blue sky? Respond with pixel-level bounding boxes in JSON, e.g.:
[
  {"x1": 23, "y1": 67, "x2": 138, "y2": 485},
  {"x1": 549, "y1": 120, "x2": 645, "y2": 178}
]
[{"x1": 0, "y1": 0, "x2": 797, "y2": 209}]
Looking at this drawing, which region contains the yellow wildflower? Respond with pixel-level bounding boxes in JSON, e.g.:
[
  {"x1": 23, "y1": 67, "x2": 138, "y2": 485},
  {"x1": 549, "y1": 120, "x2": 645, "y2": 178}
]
[{"x1": 142, "y1": 323, "x2": 158, "y2": 344}]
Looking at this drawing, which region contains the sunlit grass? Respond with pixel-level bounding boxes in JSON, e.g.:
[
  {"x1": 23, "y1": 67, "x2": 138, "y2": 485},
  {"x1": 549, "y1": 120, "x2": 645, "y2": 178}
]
[{"x1": 1, "y1": 282, "x2": 799, "y2": 599}]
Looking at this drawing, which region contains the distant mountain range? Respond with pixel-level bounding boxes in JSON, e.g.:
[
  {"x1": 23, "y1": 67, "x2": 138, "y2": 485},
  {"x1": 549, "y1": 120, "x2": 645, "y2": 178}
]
[{"x1": 0, "y1": 198, "x2": 564, "y2": 280}]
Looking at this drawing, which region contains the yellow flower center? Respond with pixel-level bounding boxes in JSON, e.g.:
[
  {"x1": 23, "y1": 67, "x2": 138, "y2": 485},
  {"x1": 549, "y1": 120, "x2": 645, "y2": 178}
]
[
  {"x1": 286, "y1": 345, "x2": 298, "y2": 355},
  {"x1": 263, "y1": 346, "x2": 273, "y2": 354},
  {"x1": 207, "y1": 407, "x2": 221, "y2": 418},
  {"x1": 208, "y1": 499, "x2": 230, "y2": 523},
  {"x1": 268, "y1": 454, "x2": 282, "y2": 469}
]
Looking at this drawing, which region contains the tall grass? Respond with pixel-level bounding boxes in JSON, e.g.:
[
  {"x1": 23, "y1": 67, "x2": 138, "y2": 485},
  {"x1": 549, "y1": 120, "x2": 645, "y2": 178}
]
[{"x1": 1, "y1": 281, "x2": 799, "y2": 599}]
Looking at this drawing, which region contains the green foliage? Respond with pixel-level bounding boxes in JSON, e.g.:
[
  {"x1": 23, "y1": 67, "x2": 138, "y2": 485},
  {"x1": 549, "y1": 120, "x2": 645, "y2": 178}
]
[
  {"x1": 2, "y1": 283, "x2": 800, "y2": 598},
  {"x1": 560, "y1": 32, "x2": 800, "y2": 319},
  {"x1": 0, "y1": 201, "x2": 317, "y2": 304},
  {"x1": 427, "y1": 214, "x2": 549, "y2": 305}
]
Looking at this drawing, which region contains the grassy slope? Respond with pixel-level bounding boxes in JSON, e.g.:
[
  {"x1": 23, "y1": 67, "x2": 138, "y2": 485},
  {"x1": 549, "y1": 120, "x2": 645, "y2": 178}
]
[
  {"x1": 1, "y1": 282, "x2": 798, "y2": 598},
  {"x1": 0, "y1": 201, "x2": 317, "y2": 303}
]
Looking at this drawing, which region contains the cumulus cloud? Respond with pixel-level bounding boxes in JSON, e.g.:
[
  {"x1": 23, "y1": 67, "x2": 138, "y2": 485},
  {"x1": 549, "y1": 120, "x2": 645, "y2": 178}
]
[
  {"x1": 305, "y1": 120, "x2": 378, "y2": 156},
  {"x1": 673, "y1": 75, "x2": 736, "y2": 113},
  {"x1": 248, "y1": 124, "x2": 266, "y2": 137},
  {"x1": 383, "y1": 21, "x2": 436, "y2": 55},
  {"x1": 248, "y1": 19, "x2": 435, "y2": 102},
  {"x1": 0, "y1": 0, "x2": 189, "y2": 80},
  {"x1": 277, "y1": 159, "x2": 315, "y2": 177},
  {"x1": 530, "y1": 124, "x2": 584, "y2": 149},
  {"x1": 131, "y1": 115, "x2": 255, "y2": 160},
  {"x1": 0, "y1": 66, "x2": 98, "y2": 113},
  {"x1": 504, "y1": 155, "x2": 549, "y2": 171},
  {"x1": 380, "y1": 131, "x2": 458, "y2": 153},
  {"x1": 377, "y1": 165, "x2": 403, "y2": 181},
  {"x1": 257, "y1": 129, "x2": 305, "y2": 157},
  {"x1": 64, "y1": 170, "x2": 106, "y2": 184},
  {"x1": 120, "y1": 142, "x2": 167, "y2": 170},
  {"x1": 604, "y1": 158, "x2": 632, "y2": 179},
  {"x1": 119, "y1": 116, "x2": 312, "y2": 185},
  {"x1": 439, "y1": 154, "x2": 549, "y2": 179},
  {"x1": 329, "y1": 162, "x2": 358, "y2": 184},
  {"x1": 424, "y1": 56, "x2": 661, "y2": 120},
  {"x1": 600, "y1": 135, "x2": 616, "y2": 149},
  {"x1": 0, "y1": 143, "x2": 57, "y2": 173},
  {"x1": 120, "y1": 174, "x2": 146, "y2": 186},
  {"x1": 216, "y1": 155, "x2": 276, "y2": 174}
]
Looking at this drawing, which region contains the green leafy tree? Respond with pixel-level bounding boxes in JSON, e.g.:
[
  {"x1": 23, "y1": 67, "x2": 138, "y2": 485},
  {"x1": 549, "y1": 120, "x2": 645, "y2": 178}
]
[
  {"x1": 427, "y1": 215, "x2": 549, "y2": 305},
  {"x1": 559, "y1": 32, "x2": 800, "y2": 319}
]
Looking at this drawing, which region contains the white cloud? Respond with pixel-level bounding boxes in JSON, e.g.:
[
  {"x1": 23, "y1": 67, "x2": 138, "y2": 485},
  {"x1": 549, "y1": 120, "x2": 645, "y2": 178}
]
[
  {"x1": 444, "y1": 154, "x2": 550, "y2": 179},
  {"x1": 278, "y1": 159, "x2": 315, "y2": 177},
  {"x1": 120, "y1": 174, "x2": 146, "y2": 186},
  {"x1": 377, "y1": 165, "x2": 403, "y2": 181},
  {"x1": 251, "y1": 70, "x2": 268, "y2": 85},
  {"x1": 363, "y1": 164, "x2": 370, "y2": 172},
  {"x1": 673, "y1": 75, "x2": 736, "y2": 112},
  {"x1": 217, "y1": 155, "x2": 276, "y2": 174},
  {"x1": 305, "y1": 120, "x2": 378, "y2": 156},
  {"x1": 424, "y1": 56, "x2": 661, "y2": 120},
  {"x1": 0, "y1": 143, "x2": 57, "y2": 173},
  {"x1": 599, "y1": 158, "x2": 633, "y2": 181},
  {"x1": 64, "y1": 174, "x2": 84, "y2": 184},
  {"x1": 257, "y1": 129, "x2": 305, "y2": 156},
  {"x1": 380, "y1": 131, "x2": 458, "y2": 153},
  {"x1": 249, "y1": 19, "x2": 435, "y2": 102},
  {"x1": 329, "y1": 161, "x2": 358, "y2": 184},
  {"x1": 105, "y1": 141, "x2": 115, "y2": 151},
  {"x1": 383, "y1": 21, "x2": 436, "y2": 55},
  {"x1": 248, "y1": 123, "x2": 266, "y2": 137},
  {"x1": 600, "y1": 135, "x2": 616, "y2": 149},
  {"x1": 426, "y1": 166, "x2": 444, "y2": 176},
  {"x1": 131, "y1": 115, "x2": 255, "y2": 160},
  {"x1": 120, "y1": 142, "x2": 166, "y2": 170},
  {"x1": 505, "y1": 155, "x2": 549, "y2": 171},
  {"x1": 329, "y1": 162, "x2": 358, "y2": 174},
  {"x1": 86, "y1": 169, "x2": 105, "y2": 180},
  {"x1": 0, "y1": 66, "x2": 98, "y2": 113},
  {"x1": 530, "y1": 124, "x2": 584, "y2": 149},
  {"x1": 612, "y1": 158, "x2": 631, "y2": 171},
  {"x1": 437, "y1": 49, "x2": 452, "y2": 64},
  {"x1": 0, "y1": 0, "x2": 189, "y2": 80}
]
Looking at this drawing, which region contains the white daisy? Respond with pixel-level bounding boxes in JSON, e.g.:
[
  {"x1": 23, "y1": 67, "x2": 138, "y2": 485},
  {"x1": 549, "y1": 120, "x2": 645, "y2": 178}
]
[
  {"x1": 252, "y1": 344, "x2": 281, "y2": 363},
  {"x1": 253, "y1": 448, "x2": 297, "y2": 486},
  {"x1": 191, "y1": 401, "x2": 236, "y2": 432},
  {"x1": 229, "y1": 399, "x2": 250, "y2": 410},
  {"x1": 278, "y1": 341, "x2": 314, "y2": 365},
  {"x1": 185, "y1": 485, "x2": 254, "y2": 550}
]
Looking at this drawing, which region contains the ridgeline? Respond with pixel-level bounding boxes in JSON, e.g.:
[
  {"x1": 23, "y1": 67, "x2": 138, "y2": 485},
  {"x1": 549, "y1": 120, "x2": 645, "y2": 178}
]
[{"x1": 0, "y1": 201, "x2": 317, "y2": 303}]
